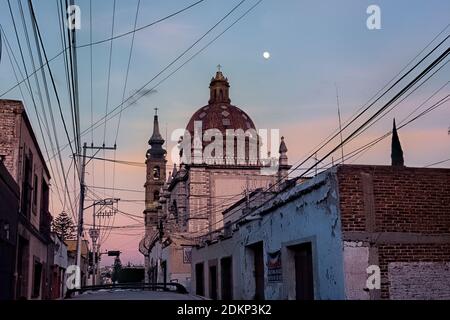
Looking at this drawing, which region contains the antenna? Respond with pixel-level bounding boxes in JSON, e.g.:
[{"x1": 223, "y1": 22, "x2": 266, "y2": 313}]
[
  {"x1": 335, "y1": 83, "x2": 345, "y2": 164},
  {"x1": 314, "y1": 152, "x2": 318, "y2": 176}
]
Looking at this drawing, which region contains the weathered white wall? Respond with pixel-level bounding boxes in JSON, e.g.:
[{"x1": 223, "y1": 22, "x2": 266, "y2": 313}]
[
  {"x1": 388, "y1": 262, "x2": 450, "y2": 300},
  {"x1": 148, "y1": 241, "x2": 191, "y2": 291},
  {"x1": 192, "y1": 170, "x2": 347, "y2": 300},
  {"x1": 343, "y1": 241, "x2": 370, "y2": 300},
  {"x1": 191, "y1": 235, "x2": 240, "y2": 299},
  {"x1": 27, "y1": 232, "x2": 48, "y2": 299},
  {"x1": 210, "y1": 169, "x2": 275, "y2": 229}
]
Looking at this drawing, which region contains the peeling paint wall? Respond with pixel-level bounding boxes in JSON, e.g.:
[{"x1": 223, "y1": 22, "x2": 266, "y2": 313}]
[
  {"x1": 343, "y1": 241, "x2": 370, "y2": 300},
  {"x1": 192, "y1": 170, "x2": 346, "y2": 300}
]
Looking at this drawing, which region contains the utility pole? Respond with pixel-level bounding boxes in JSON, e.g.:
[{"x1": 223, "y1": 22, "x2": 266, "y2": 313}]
[
  {"x1": 157, "y1": 219, "x2": 165, "y2": 289},
  {"x1": 75, "y1": 143, "x2": 87, "y2": 274},
  {"x1": 76, "y1": 143, "x2": 116, "y2": 283},
  {"x1": 89, "y1": 198, "x2": 119, "y2": 286}
]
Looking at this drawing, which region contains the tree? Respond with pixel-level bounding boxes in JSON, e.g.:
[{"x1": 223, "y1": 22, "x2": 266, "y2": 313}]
[{"x1": 52, "y1": 211, "x2": 76, "y2": 241}]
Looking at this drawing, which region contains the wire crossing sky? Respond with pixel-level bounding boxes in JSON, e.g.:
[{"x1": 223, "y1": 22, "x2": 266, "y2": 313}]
[{"x1": 0, "y1": 0, "x2": 449, "y2": 265}]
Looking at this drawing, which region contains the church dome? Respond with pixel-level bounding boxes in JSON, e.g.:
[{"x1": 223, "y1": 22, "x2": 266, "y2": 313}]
[
  {"x1": 186, "y1": 104, "x2": 256, "y2": 136},
  {"x1": 183, "y1": 69, "x2": 260, "y2": 165},
  {"x1": 186, "y1": 70, "x2": 257, "y2": 137}
]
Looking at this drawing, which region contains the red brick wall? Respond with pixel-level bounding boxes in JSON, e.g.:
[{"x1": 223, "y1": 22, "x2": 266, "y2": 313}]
[
  {"x1": 338, "y1": 165, "x2": 450, "y2": 299},
  {"x1": 0, "y1": 100, "x2": 23, "y2": 181},
  {"x1": 337, "y1": 165, "x2": 450, "y2": 234}
]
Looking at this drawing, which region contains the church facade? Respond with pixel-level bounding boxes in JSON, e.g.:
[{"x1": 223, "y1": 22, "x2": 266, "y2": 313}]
[{"x1": 139, "y1": 70, "x2": 289, "y2": 288}]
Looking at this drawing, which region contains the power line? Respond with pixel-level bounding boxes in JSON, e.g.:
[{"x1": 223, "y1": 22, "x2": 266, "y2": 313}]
[
  {"x1": 288, "y1": 24, "x2": 450, "y2": 175},
  {"x1": 77, "y1": 0, "x2": 207, "y2": 48},
  {"x1": 300, "y1": 48, "x2": 449, "y2": 178},
  {"x1": 88, "y1": 185, "x2": 144, "y2": 193},
  {"x1": 59, "y1": 0, "x2": 254, "y2": 153},
  {"x1": 424, "y1": 158, "x2": 450, "y2": 168},
  {"x1": 0, "y1": 0, "x2": 208, "y2": 100},
  {"x1": 66, "y1": 0, "x2": 81, "y2": 155},
  {"x1": 103, "y1": 0, "x2": 117, "y2": 145},
  {"x1": 27, "y1": 0, "x2": 72, "y2": 215},
  {"x1": 189, "y1": 45, "x2": 450, "y2": 238},
  {"x1": 115, "y1": 0, "x2": 141, "y2": 144},
  {"x1": 28, "y1": 0, "x2": 80, "y2": 221},
  {"x1": 7, "y1": 0, "x2": 68, "y2": 215},
  {"x1": 1, "y1": 22, "x2": 68, "y2": 210},
  {"x1": 193, "y1": 94, "x2": 450, "y2": 240},
  {"x1": 340, "y1": 60, "x2": 449, "y2": 160},
  {"x1": 56, "y1": 0, "x2": 77, "y2": 158}
]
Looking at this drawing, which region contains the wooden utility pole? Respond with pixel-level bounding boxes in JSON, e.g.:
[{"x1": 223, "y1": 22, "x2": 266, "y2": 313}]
[{"x1": 75, "y1": 143, "x2": 116, "y2": 283}]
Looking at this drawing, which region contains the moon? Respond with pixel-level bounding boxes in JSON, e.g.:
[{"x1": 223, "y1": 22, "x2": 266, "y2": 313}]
[{"x1": 263, "y1": 51, "x2": 271, "y2": 60}]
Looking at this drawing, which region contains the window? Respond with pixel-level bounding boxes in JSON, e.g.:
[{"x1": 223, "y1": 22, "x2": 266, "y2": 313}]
[
  {"x1": 153, "y1": 190, "x2": 160, "y2": 202},
  {"x1": 152, "y1": 166, "x2": 160, "y2": 180},
  {"x1": 33, "y1": 174, "x2": 38, "y2": 212},
  {"x1": 41, "y1": 181, "x2": 49, "y2": 214},
  {"x1": 21, "y1": 151, "x2": 33, "y2": 218}
]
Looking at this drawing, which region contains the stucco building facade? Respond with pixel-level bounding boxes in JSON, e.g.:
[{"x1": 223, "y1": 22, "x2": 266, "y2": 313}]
[
  {"x1": 139, "y1": 71, "x2": 288, "y2": 289},
  {"x1": 191, "y1": 164, "x2": 450, "y2": 300}
]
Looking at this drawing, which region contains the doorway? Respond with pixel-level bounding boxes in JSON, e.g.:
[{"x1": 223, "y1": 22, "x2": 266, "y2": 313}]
[
  {"x1": 195, "y1": 263, "x2": 204, "y2": 296},
  {"x1": 221, "y1": 257, "x2": 233, "y2": 300},
  {"x1": 209, "y1": 265, "x2": 218, "y2": 300},
  {"x1": 16, "y1": 236, "x2": 29, "y2": 299},
  {"x1": 291, "y1": 243, "x2": 314, "y2": 300},
  {"x1": 249, "y1": 242, "x2": 264, "y2": 300}
]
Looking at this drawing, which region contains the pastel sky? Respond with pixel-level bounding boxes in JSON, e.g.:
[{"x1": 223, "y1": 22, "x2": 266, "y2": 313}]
[{"x1": 0, "y1": 0, "x2": 449, "y2": 265}]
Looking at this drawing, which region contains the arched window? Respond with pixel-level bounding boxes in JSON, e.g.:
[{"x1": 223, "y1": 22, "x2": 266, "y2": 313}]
[
  {"x1": 152, "y1": 166, "x2": 160, "y2": 180},
  {"x1": 219, "y1": 89, "x2": 223, "y2": 101},
  {"x1": 153, "y1": 190, "x2": 160, "y2": 202}
]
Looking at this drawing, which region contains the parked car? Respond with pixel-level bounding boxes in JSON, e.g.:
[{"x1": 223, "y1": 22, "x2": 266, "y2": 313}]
[{"x1": 65, "y1": 283, "x2": 206, "y2": 300}]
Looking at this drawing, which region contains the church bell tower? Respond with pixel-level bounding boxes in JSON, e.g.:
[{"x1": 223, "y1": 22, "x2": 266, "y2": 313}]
[{"x1": 144, "y1": 109, "x2": 167, "y2": 228}]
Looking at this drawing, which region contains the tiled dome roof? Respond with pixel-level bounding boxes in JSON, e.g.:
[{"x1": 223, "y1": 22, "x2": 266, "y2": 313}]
[
  {"x1": 186, "y1": 70, "x2": 256, "y2": 136},
  {"x1": 186, "y1": 103, "x2": 256, "y2": 137},
  {"x1": 182, "y1": 70, "x2": 260, "y2": 165}
]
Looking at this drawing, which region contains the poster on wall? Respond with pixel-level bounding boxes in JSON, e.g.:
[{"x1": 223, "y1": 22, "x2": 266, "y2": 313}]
[
  {"x1": 183, "y1": 247, "x2": 192, "y2": 264},
  {"x1": 267, "y1": 250, "x2": 282, "y2": 282}
]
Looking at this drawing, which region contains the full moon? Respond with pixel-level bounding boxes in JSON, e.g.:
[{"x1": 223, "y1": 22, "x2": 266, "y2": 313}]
[{"x1": 263, "y1": 51, "x2": 271, "y2": 59}]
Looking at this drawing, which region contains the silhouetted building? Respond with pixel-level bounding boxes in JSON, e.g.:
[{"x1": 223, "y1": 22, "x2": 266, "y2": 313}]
[
  {"x1": 0, "y1": 100, "x2": 53, "y2": 300},
  {"x1": 0, "y1": 160, "x2": 19, "y2": 300}
]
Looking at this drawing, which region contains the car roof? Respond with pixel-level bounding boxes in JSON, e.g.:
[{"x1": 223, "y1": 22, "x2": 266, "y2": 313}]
[{"x1": 69, "y1": 289, "x2": 205, "y2": 300}]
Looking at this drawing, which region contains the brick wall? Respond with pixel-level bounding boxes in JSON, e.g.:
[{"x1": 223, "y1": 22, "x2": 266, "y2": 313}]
[
  {"x1": 388, "y1": 261, "x2": 450, "y2": 299},
  {"x1": 337, "y1": 165, "x2": 450, "y2": 234},
  {"x1": 380, "y1": 244, "x2": 450, "y2": 299},
  {"x1": 0, "y1": 100, "x2": 23, "y2": 182},
  {"x1": 338, "y1": 165, "x2": 450, "y2": 299}
]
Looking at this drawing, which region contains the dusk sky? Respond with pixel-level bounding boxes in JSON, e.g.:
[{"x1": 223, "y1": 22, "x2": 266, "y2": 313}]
[{"x1": 0, "y1": 0, "x2": 449, "y2": 265}]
